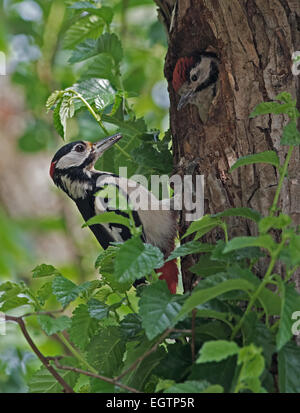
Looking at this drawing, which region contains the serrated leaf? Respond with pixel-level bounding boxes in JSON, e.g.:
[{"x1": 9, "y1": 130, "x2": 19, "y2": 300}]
[
  {"x1": 59, "y1": 97, "x2": 75, "y2": 138},
  {"x1": 87, "y1": 298, "x2": 109, "y2": 320},
  {"x1": 213, "y1": 207, "x2": 262, "y2": 223},
  {"x1": 80, "y1": 55, "x2": 116, "y2": 84},
  {"x1": 32, "y1": 264, "x2": 60, "y2": 278},
  {"x1": 280, "y1": 121, "x2": 300, "y2": 146},
  {"x1": 87, "y1": 327, "x2": 125, "y2": 376},
  {"x1": 0, "y1": 296, "x2": 30, "y2": 311},
  {"x1": 197, "y1": 340, "x2": 240, "y2": 363},
  {"x1": 230, "y1": 151, "x2": 280, "y2": 172},
  {"x1": 114, "y1": 237, "x2": 164, "y2": 284},
  {"x1": 96, "y1": 33, "x2": 123, "y2": 64},
  {"x1": 37, "y1": 315, "x2": 71, "y2": 335},
  {"x1": 37, "y1": 281, "x2": 53, "y2": 306},
  {"x1": 53, "y1": 101, "x2": 64, "y2": 138},
  {"x1": 68, "y1": 39, "x2": 98, "y2": 63},
  {"x1": 46, "y1": 90, "x2": 63, "y2": 111},
  {"x1": 250, "y1": 101, "x2": 294, "y2": 117},
  {"x1": 69, "y1": 304, "x2": 99, "y2": 350},
  {"x1": 120, "y1": 313, "x2": 142, "y2": 341},
  {"x1": 28, "y1": 362, "x2": 77, "y2": 393},
  {"x1": 164, "y1": 380, "x2": 223, "y2": 393},
  {"x1": 52, "y1": 276, "x2": 93, "y2": 307},
  {"x1": 63, "y1": 15, "x2": 104, "y2": 49},
  {"x1": 278, "y1": 342, "x2": 300, "y2": 393},
  {"x1": 139, "y1": 281, "x2": 182, "y2": 339}
]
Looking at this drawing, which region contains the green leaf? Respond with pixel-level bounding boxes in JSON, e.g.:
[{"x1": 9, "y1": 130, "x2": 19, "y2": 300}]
[
  {"x1": 37, "y1": 281, "x2": 53, "y2": 306},
  {"x1": 280, "y1": 121, "x2": 300, "y2": 146},
  {"x1": 96, "y1": 33, "x2": 123, "y2": 64},
  {"x1": 0, "y1": 296, "x2": 30, "y2": 312},
  {"x1": 52, "y1": 276, "x2": 93, "y2": 307},
  {"x1": 259, "y1": 213, "x2": 292, "y2": 234},
  {"x1": 177, "y1": 278, "x2": 254, "y2": 320},
  {"x1": 70, "y1": 3, "x2": 113, "y2": 25},
  {"x1": 87, "y1": 298, "x2": 109, "y2": 320},
  {"x1": 32, "y1": 264, "x2": 60, "y2": 278},
  {"x1": 63, "y1": 15, "x2": 104, "y2": 49},
  {"x1": 276, "y1": 283, "x2": 300, "y2": 350},
  {"x1": 28, "y1": 362, "x2": 78, "y2": 393},
  {"x1": 120, "y1": 314, "x2": 142, "y2": 341},
  {"x1": 223, "y1": 235, "x2": 276, "y2": 254},
  {"x1": 250, "y1": 101, "x2": 294, "y2": 117},
  {"x1": 213, "y1": 207, "x2": 262, "y2": 223},
  {"x1": 278, "y1": 342, "x2": 300, "y2": 393},
  {"x1": 37, "y1": 315, "x2": 71, "y2": 335},
  {"x1": 139, "y1": 281, "x2": 182, "y2": 340},
  {"x1": 69, "y1": 304, "x2": 99, "y2": 350},
  {"x1": 114, "y1": 237, "x2": 164, "y2": 284},
  {"x1": 166, "y1": 241, "x2": 214, "y2": 261},
  {"x1": 197, "y1": 340, "x2": 240, "y2": 364},
  {"x1": 164, "y1": 380, "x2": 223, "y2": 393},
  {"x1": 73, "y1": 78, "x2": 115, "y2": 110},
  {"x1": 87, "y1": 327, "x2": 125, "y2": 376},
  {"x1": 230, "y1": 151, "x2": 280, "y2": 173},
  {"x1": 183, "y1": 215, "x2": 223, "y2": 239},
  {"x1": 80, "y1": 55, "x2": 116, "y2": 84},
  {"x1": 189, "y1": 255, "x2": 227, "y2": 277},
  {"x1": 46, "y1": 90, "x2": 63, "y2": 111},
  {"x1": 59, "y1": 96, "x2": 75, "y2": 137},
  {"x1": 69, "y1": 39, "x2": 98, "y2": 63},
  {"x1": 53, "y1": 101, "x2": 64, "y2": 139},
  {"x1": 83, "y1": 211, "x2": 131, "y2": 229}
]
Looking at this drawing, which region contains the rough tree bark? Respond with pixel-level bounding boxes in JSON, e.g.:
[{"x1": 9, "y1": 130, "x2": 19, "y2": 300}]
[{"x1": 154, "y1": 0, "x2": 300, "y2": 292}]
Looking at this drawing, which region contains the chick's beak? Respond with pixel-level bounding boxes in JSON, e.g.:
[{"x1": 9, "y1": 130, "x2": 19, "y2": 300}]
[
  {"x1": 93, "y1": 133, "x2": 122, "y2": 159},
  {"x1": 177, "y1": 90, "x2": 196, "y2": 111}
]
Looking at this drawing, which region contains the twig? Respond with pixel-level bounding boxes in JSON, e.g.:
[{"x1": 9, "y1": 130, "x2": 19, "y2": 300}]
[
  {"x1": 5, "y1": 315, "x2": 74, "y2": 393},
  {"x1": 115, "y1": 328, "x2": 173, "y2": 382},
  {"x1": 51, "y1": 358, "x2": 141, "y2": 394}
]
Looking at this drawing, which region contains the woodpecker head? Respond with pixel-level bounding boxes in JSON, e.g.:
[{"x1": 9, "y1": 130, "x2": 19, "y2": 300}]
[
  {"x1": 172, "y1": 52, "x2": 219, "y2": 115},
  {"x1": 50, "y1": 133, "x2": 122, "y2": 199}
]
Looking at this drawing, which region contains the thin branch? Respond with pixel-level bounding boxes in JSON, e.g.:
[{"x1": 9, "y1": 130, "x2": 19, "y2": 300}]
[
  {"x1": 51, "y1": 358, "x2": 141, "y2": 394},
  {"x1": 5, "y1": 315, "x2": 74, "y2": 393}
]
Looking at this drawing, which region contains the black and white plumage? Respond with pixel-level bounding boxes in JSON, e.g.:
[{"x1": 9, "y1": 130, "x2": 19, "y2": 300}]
[
  {"x1": 50, "y1": 134, "x2": 178, "y2": 292},
  {"x1": 172, "y1": 52, "x2": 219, "y2": 123}
]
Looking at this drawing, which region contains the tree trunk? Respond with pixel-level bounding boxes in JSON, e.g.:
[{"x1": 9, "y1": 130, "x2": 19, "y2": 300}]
[{"x1": 154, "y1": 0, "x2": 300, "y2": 291}]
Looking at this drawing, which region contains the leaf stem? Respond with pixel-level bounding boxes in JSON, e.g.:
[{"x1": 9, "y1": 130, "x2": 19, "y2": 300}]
[
  {"x1": 270, "y1": 146, "x2": 294, "y2": 216},
  {"x1": 67, "y1": 88, "x2": 109, "y2": 135},
  {"x1": 56, "y1": 332, "x2": 98, "y2": 374},
  {"x1": 231, "y1": 240, "x2": 285, "y2": 340}
]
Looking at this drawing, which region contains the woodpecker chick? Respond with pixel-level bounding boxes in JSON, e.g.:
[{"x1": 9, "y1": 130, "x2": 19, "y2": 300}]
[
  {"x1": 172, "y1": 52, "x2": 219, "y2": 123},
  {"x1": 50, "y1": 134, "x2": 178, "y2": 293}
]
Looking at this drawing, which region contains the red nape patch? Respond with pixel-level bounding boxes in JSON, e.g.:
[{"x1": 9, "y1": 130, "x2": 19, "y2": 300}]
[
  {"x1": 156, "y1": 259, "x2": 178, "y2": 294},
  {"x1": 49, "y1": 161, "x2": 57, "y2": 179},
  {"x1": 172, "y1": 56, "x2": 195, "y2": 93}
]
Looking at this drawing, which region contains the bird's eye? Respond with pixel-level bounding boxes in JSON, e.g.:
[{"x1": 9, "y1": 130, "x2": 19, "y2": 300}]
[
  {"x1": 191, "y1": 74, "x2": 198, "y2": 82},
  {"x1": 75, "y1": 144, "x2": 85, "y2": 153}
]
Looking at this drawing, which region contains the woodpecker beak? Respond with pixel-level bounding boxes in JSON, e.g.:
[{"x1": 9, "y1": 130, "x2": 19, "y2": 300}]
[
  {"x1": 93, "y1": 133, "x2": 122, "y2": 159},
  {"x1": 177, "y1": 90, "x2": 195, "y2": 111}
]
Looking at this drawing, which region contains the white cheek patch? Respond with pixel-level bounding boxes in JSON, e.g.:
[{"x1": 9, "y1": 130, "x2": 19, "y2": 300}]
[{"x1": 56, "y1": 150, "x2": 90, "y2": 170}]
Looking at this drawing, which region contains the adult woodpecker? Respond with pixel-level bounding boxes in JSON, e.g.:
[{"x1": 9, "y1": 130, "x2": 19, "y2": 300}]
[
  {"x1": 172, "y1": 52, "x2": 219, "y2": 123},
  {"x1": 49, "y1": 134, "x2": 178, "y2": 293}
]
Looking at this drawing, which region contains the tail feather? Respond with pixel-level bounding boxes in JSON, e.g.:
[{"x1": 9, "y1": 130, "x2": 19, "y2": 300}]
[{"x1": 156, "y1": 259, "x2": 178, "y2": 294}]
